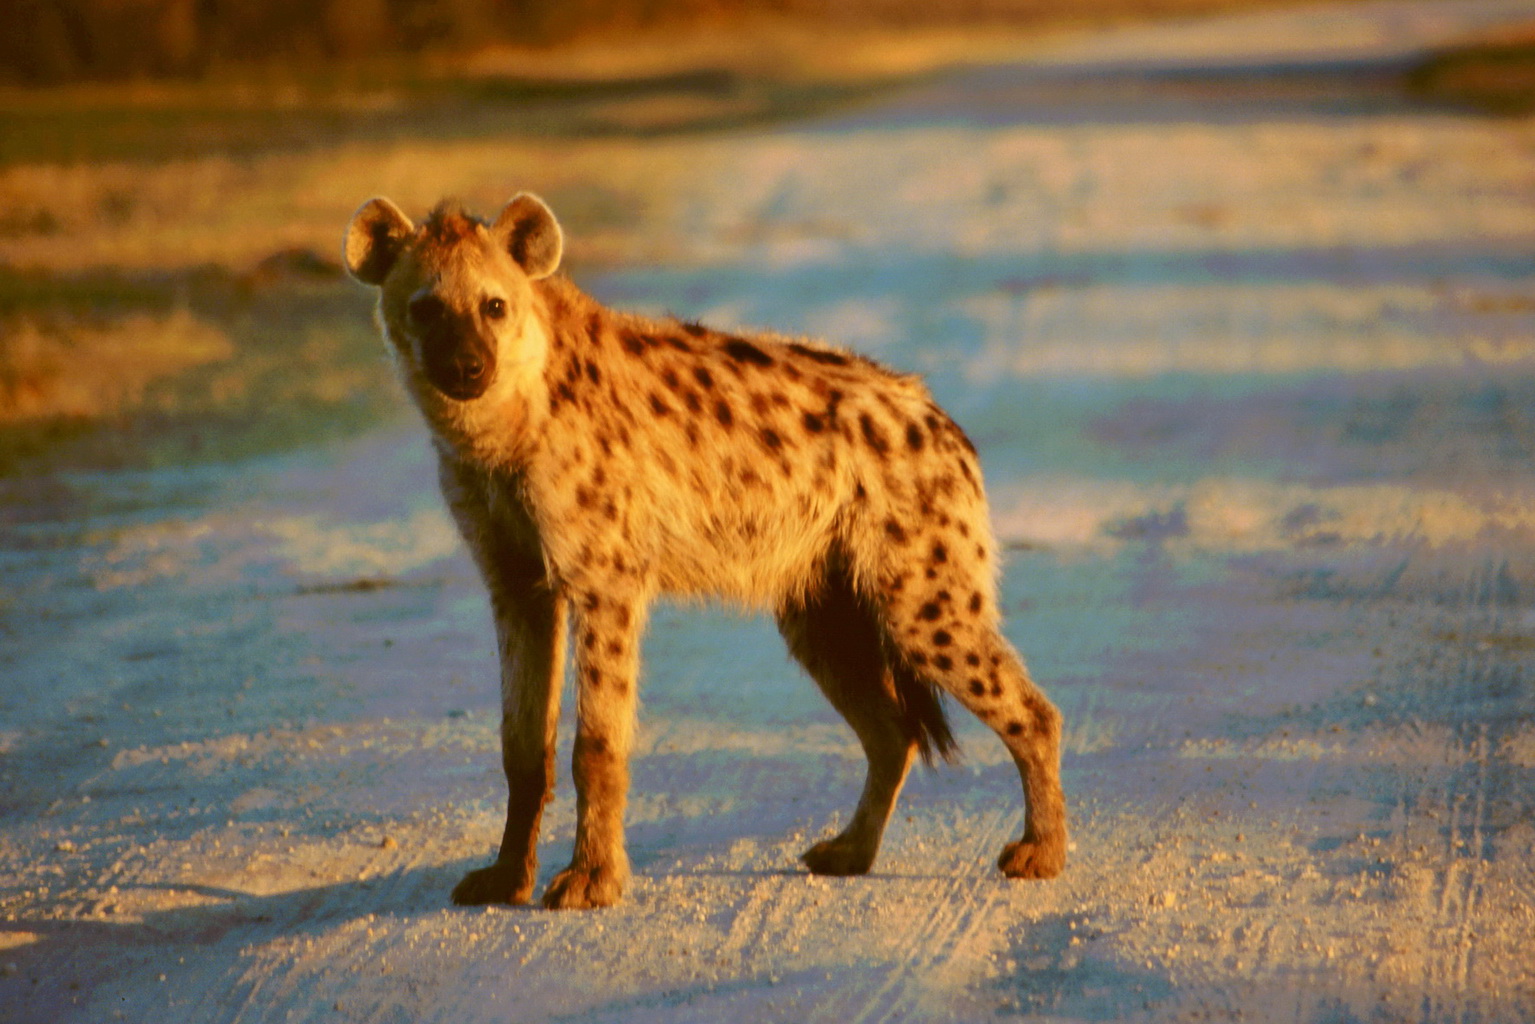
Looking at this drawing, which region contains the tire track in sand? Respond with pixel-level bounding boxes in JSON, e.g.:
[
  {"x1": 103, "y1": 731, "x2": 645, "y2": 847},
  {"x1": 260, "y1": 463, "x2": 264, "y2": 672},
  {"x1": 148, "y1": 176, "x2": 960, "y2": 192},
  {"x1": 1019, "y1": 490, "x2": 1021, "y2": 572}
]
[{"x1": 806, "y1": 805, "x2": 1020, "y2": 1024}]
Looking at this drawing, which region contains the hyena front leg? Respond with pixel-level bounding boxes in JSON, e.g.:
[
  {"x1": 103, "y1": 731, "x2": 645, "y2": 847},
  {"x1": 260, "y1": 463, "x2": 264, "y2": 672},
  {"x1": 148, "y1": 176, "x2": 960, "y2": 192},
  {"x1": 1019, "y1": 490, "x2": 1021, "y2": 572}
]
[
  {"x1": 452, "y1": 579, "x2": 567, "y2": 905},
  {"x1": 438, "y1": 458, "x2": 568, "y2": 905},
  {"x1": 542, "y1": 590, "x2": 645, "y2": 910}
]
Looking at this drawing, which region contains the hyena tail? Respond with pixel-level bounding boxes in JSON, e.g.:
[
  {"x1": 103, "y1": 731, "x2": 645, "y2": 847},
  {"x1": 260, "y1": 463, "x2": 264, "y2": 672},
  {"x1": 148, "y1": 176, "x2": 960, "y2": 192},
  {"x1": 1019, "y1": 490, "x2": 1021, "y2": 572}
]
[{"x1": 890, "y1": 656, "x2": 959, "y2": 767}]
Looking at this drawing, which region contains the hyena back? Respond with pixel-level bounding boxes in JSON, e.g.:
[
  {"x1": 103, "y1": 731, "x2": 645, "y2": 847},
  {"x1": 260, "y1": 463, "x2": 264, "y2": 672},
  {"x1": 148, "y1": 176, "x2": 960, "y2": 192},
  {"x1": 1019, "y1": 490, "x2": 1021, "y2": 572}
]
[{"x1": 344, "y1": 193, "x2": 1067, "y2": 909}]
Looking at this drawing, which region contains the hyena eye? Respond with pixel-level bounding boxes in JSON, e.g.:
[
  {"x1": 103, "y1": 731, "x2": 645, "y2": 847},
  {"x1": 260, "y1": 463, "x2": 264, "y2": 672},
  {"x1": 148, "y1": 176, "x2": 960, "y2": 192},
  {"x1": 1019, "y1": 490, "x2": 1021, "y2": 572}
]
[
  {"x1": 482, "y1": 297, "x2": 507, "y2": 320},
  {"x1": 408, "y1": 293, "x2": 446, "y2": 328}
]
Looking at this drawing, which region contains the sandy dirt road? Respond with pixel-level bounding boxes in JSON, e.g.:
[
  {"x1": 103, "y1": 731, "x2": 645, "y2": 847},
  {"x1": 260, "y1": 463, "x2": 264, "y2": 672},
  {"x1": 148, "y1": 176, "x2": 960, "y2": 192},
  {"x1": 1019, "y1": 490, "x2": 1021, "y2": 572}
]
[{"x1": 4, "y1": 1, "x2": 1535, "y2": 1021}]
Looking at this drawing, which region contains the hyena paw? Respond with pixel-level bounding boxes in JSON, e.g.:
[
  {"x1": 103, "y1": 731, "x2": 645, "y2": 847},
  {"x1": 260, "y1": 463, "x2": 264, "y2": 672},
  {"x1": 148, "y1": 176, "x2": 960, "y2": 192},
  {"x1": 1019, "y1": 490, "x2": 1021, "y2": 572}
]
[
  {"x1": 997, "y1": 835, "x2": 1066, "y2": 880},
  {"x1": 448, "y1": 865, "x2": 534, "y2": 902},
  {"x1": 542, "y1": 862, "x2": 627, "y2": 910},
  {"x1": 451, "y1": 862, "x2": 533, "y2": 906},
  {"x1": 801, "y1": 836, "x2": 876, "y2": 876}
]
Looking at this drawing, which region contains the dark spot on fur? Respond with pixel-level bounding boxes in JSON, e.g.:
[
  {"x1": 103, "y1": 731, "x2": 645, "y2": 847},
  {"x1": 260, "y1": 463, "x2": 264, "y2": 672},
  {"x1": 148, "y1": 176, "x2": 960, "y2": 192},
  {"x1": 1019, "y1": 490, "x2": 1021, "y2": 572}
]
[
  {"x1": 934, "y1": 653, "x2": 953, "y2": 671},
  {"x1": 965, "y1": 652, "x2": 981, "y2": 667},
  {"x1": 681, "y1": 320, "x2": 709, "y2": 338},
  {"x1": 606, "y1": 639, "x2": 624, "y2": 657},
  {"x1": 931, "y1": 542, "x2": 948, "y2": 564},
  {"x1": 649, "y1": 393, "x2": 672, "y2": 417},
  {"x1": 969, "y1": 592, "x2": 983, "y2": 613},
  {"x1": 991, "y1": 681, "x2": 1003, "y2": 698},
  {"x1": 694, "y1": 366, "x2": 715, "y2": 390},
  {"x1": 910, "y1": 651, "x2": 928, "y2": 667},
  {"x1": 575, "y1": 486, "x2": 593, "y2": 508},
  {"x1": 586, "y1": 361, "x2": 601, "y2": 384},
  {"x1": 976, "y1": 545, "x2": 988, "y2": 560},
  {"x1": 859, "y1": 413, "x2": 889, "y2": 456},
  {"x1": 933, "y1": 629, "x2": 953, "y2": 647},
  {"x1": 715, "y1": 400, "x2": 734, "y2": 428},
  {"x1": 803, "y1": 410, "x2": 825, "y2": 433},
  {"x1": 789, "y1": 342, "x2": 849, "y2": 366},
  {"x1": 620, "y1": 328, "x2": 648, "y2": 356},
  {"x1": 725, "y1": 338, "x2": 774, "y2": 367},
  {"x1": 884, "y1": 519, "x2": 907, "y2": 543},
  {"x1": 661, "y1": 368, "x2": 680, "y2": 390},
  {"x1": 1006, "y1": 721, "x2": 1025, "y2": 737},
  {"x1": 969, "y1": 679, "x2": 986, "y2": 697},
  {"x1": 665, "y1": 335, "x2": 693, "y2": 353},
  {"x1": 906, "y1": 422, "x2": 925, "y2": 451},
  {"x1": 583, "y1": 594, "x2": 601, "y2": 612},
  {"x1": 958, "y1": 457, "x2": 979, "y2": 491},
  {"x1": 823, "y1": 389, "x2": 845, "y2": 429},
  {"x1": 919, "y1": 602, "x2": 942, "y2": 621},
  {"x1": 760, "y1": 427, "x2": 782, "y2": 450},
  {"x1": 683, "y1": 389, "x2": 702, "y2": 413}
]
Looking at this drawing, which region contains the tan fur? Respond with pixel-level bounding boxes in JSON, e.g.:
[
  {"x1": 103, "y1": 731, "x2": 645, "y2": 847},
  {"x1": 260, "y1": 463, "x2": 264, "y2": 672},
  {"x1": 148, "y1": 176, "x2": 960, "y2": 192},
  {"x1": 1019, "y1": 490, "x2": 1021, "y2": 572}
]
[{"x1": 345, "y1": 194, "x2": 1068, "y2": 909}]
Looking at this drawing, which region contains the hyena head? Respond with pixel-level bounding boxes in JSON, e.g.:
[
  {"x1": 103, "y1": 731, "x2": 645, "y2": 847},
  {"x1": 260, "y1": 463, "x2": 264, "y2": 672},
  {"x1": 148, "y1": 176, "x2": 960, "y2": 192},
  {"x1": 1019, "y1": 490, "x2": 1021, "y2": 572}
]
[{"x1": 343, "y1": 194, "x2": 563, "y2": 414}]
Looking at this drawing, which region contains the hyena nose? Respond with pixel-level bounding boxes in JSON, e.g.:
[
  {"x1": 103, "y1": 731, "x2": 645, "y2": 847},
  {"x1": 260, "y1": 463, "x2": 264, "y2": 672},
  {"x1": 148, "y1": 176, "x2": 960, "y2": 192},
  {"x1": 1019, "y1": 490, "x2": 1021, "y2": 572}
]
[
  {"x1": 456, "y1": 352, "x2": 486, "y2": 383},
  {"x1": 425, "y1": 343, "x2": 495, "y2": 401}
]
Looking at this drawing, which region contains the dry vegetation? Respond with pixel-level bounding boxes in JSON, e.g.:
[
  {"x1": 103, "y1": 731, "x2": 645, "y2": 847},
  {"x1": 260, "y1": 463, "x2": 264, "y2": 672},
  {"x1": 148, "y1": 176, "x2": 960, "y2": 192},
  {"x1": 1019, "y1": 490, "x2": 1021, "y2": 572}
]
[
  {"x1": 1409, "y1": 20, "x2": 1535, "y2": 115},
  {"x1": 4, "y1": 0, "x2": 1386, "y2": 83},
  {"x1": 0, "y1": 17, "x2": 1072, "y2": 475},
  {"x1": 0, "y1": 0, "x2": 1524, "y2": 475}
]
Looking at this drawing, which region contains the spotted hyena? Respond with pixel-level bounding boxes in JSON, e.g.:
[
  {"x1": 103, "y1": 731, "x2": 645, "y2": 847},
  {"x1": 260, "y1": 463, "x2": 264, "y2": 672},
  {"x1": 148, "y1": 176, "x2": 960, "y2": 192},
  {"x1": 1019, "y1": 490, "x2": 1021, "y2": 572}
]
[{"x1": 343, "y1": 193, "x2": 1067, "y2": 909}]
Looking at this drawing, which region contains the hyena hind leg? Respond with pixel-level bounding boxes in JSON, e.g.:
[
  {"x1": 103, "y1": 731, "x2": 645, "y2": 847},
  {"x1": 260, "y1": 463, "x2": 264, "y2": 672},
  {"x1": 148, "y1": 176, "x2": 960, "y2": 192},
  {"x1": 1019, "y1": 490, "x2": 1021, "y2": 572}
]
[
  {"x1": 882, "y1": 598, "x2": 1067, "y2": 880},
  {"x1": 777, "y1": 569, "x2": 950, "y2": 876}
]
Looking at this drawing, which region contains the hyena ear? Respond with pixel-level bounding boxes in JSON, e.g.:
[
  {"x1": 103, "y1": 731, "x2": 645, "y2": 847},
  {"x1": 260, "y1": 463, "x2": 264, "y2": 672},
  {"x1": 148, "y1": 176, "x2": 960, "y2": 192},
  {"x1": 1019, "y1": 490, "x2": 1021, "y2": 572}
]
[
  {"x1": 344, "y1": 197, "x2": 414, "y2": 286},
  {"x1": 492, "y1": 193, "x2": 563, "y2": 280}
]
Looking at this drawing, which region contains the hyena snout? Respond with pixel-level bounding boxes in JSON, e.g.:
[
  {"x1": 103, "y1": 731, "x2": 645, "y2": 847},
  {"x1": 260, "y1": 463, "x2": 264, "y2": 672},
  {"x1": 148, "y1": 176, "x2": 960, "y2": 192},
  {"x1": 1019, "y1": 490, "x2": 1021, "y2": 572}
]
[
  {"x1": 409, "y1": 291, "x2": 498, "y2": 401},
  {"x1": 424, "y1": 341, "x2": 493, "y2": 401}
]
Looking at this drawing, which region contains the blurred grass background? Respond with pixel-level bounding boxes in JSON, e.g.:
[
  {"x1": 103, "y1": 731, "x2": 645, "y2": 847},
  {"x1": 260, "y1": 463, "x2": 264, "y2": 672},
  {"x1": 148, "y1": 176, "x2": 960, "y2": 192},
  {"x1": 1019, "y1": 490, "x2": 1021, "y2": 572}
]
[
  {"x1": 0, "y1": 0, "x2": 1531, "y2": 476},
  {"x1": 0, "y1": 0, "x2": 1417, "y2": 84}
]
